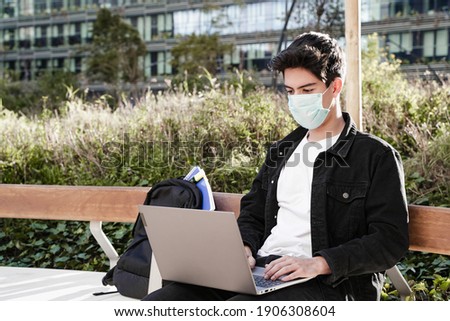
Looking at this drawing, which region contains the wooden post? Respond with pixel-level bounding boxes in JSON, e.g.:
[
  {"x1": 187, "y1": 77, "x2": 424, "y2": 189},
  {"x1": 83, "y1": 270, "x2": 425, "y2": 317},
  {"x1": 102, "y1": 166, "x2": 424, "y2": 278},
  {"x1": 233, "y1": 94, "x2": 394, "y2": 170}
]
[{"x1": 344, "y1": 0, "x2": 362, "y2": 130}]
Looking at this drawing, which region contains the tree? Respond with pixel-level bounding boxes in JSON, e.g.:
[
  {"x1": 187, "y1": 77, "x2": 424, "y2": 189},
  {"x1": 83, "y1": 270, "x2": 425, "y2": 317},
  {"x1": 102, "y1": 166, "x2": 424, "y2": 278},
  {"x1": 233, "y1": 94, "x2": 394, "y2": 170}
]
[
  {"x1": 290, "y1": 0, "x2": 344, "y2": 38},
  {"x1": 85, "y1": 8, "x2": 146, "y2": 85},
  {"x1": 170, "y1": 33, "x2": 233, "y2": 76}
]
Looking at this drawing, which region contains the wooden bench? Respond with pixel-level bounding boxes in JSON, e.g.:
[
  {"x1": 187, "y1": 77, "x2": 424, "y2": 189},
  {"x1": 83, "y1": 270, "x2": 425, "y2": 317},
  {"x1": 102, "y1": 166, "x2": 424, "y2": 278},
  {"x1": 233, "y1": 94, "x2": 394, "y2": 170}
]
[{"x1": 0, "y1": 184, "x2": 449, "y2": 301}]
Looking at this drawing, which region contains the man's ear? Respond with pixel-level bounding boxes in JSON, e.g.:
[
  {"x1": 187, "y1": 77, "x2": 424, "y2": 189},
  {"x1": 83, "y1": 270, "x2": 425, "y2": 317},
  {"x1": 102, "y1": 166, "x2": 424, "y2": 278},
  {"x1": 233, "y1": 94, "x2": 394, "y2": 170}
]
[{"x1": 332, "y1": 77, "x2": 343, "y2": 97}]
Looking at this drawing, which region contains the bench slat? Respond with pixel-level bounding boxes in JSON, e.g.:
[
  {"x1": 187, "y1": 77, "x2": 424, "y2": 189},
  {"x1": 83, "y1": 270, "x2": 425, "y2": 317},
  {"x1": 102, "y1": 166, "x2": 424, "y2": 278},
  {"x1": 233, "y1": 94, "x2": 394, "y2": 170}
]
[
  {"x1": 0, "y1": 184, "x2": 148, "y2": 223},
  {"x1": 212, "y1": 192, "x2": 243, "y2": 218},
  {"x1": 1, "y1": 184, "x2": 449, "y2": 256},
  {"x1": 408, "y1": 205, "x2": 450, "y2": 256}
]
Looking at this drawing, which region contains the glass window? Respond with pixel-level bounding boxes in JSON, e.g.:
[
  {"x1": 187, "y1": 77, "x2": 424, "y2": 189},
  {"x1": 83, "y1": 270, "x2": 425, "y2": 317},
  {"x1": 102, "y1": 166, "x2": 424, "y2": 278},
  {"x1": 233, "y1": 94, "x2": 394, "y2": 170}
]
[
  {"x1": 423, "y1": 31, "x2": 435, "y2": 57},
  {"x1": 425, "y1": 0, "x2": 450, "y2": 14},
  {"x1": 436, "y1": 29, "x2": 448, "y2": 56},
  {"x1": 7, "y1": 61, "x2": 16, "y2": 73},
  {"x1": 151, "y1": 15, "x2": 158, "y2": 39},
  {"x1": 231, "y1": 47, "x2": 240, "y2": 65},
  {"x1": 19, "y1": 0, "x2": 33, "y2": 16},
  {"x1": 157, "y1": 14, "x2": 165, "y2": 33},
  {"x1": 144, "y1": 53, "x2": 151, "y2": 78},
  {"x1": 165, "y1": 51, "x2": 172, "y2": 75},
  {"x1": 69, "y1": 23, "x2": 81, "y2": 45},
  {"x1": 157, "y1": 51, "x2": 164, "y2": 75},
  {"x1": 75, "y1": 56, "x2": 82, "y2": 73},
  {"x1": 36, "y1": 59, "x2": 48, "y2": 77},
  {"x1": 402, "y1": 32, "x2": 413, "y2": 52},
  {"x1": 52, "y1": 0, "x2": 63, "y2": 11},
  {"x1": 68, "y1": 0, "x2": 82, "y2": 9},
  {"x1": 173, "y1": 2, "x2": 285, "y2": 36},
  {"x1": 389, "y1": 33, "x2": 401, "y2": 53},
  {"x1": 19, "y1": 26, "x2": 33, "y2": 49},
  {"x1": 34, "y1": 26, "x2": 48, "y2": 48},
  {"x1": 83, "y1": 22, "x2": 93, "y2": 43},
  {"x1": 19, "y1": 59, "x2": 32, "y2": 80},
  {"x1": 150, "y1": 51, "x2": 157, "y2": 76},
  {"x1": 3, "y1": 28, "x2": 16, "y2": 50},
  {"x1": 388, "y1": 32, "x2": 412, "y2": 53},
  {"x1": 69, "y1": 57, "x2": 76, "y2": 72},
  {"x1": 144, "y1": 16, "x2": 151, "y2": 41},
  {"x1": 137, "y1": 16, "x2": 144, "y2": 36},
  {"x1": 390, "y1": 0, "x2": 410, "y2": 17},
  {"x1": 130, "y1": 17, "x2": 138, "y2": 28},
  {"x1": 53, "y1": 57, "x2": 65, "y2": 69},
  {"x1": 165, "y1": 13, "x2": 172, "y2": 32},
  {"x1": 3, "y1": 0, "x2": 17, "y2": 17},
  {"x1": 362, "y1": 0, "x2": 382, "y2": 22}
]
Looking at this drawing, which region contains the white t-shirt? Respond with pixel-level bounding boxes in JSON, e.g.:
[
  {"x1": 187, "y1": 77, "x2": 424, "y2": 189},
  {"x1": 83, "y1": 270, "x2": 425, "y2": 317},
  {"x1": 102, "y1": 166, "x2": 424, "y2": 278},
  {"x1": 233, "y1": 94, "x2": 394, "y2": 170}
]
[{"x1": 258, "y1": 132, "x2": 340, "y2": 258}]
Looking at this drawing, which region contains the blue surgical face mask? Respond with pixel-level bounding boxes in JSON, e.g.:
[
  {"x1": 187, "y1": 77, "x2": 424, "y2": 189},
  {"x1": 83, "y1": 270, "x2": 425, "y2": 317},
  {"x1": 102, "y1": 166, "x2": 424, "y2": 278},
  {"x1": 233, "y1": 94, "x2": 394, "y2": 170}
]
[{"x1": 287, "y1": 84, "x2": 333, "y2": 129}]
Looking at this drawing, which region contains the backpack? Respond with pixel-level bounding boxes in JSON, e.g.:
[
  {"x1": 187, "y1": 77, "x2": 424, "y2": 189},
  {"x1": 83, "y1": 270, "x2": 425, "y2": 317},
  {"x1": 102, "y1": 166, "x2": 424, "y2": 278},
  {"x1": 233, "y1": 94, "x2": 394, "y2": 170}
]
[{"x1": 101, "y1": 178, "x2": 202, "y2": 299}]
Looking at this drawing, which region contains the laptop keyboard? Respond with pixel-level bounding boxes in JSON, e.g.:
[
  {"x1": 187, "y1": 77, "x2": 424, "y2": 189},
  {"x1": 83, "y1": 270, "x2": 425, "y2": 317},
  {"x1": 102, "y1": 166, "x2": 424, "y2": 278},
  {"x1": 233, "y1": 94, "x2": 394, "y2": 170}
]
[{"x1": 253, "y1": 275, "x2": 284, "y2": 288}]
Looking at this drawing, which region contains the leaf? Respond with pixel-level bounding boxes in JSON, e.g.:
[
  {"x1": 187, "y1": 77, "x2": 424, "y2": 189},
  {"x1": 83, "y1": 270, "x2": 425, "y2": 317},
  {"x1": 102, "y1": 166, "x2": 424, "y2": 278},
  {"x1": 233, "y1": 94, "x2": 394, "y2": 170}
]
[
  {"x1": 56, "y1": 222, "x2": 67, "y2": 232},
  {"x1": 439, "y1": 279, "x2": 450, "y2": 292},
  {"x1": 32, "y1": 252, "x2": 45, "y2": 261},
  {"x1": 54, "y1": 256, "x2": 70, "y2": 263},
  {"x1": 34, "y1": 239, "x2": 45, "y2": 246},
  {"x1": 49, "y1": 245, "x2": 60, "y2": 254},
  {"x1": 76, "y1": 253, "x2": 90, "y2": 260},
  {"x1": 30, "y1": 222, "x2": 48, "y2": 230}
]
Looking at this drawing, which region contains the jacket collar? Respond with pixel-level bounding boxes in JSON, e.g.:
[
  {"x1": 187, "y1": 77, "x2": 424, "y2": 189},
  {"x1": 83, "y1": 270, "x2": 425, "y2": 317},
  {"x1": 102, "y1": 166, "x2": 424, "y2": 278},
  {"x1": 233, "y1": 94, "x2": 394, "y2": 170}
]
[
  {"x1": 270, "y1": 112, "x2": 357, "y2": 161},
  {"x1": 327, "y1": 112, "x2": 358, "y2": 158}
]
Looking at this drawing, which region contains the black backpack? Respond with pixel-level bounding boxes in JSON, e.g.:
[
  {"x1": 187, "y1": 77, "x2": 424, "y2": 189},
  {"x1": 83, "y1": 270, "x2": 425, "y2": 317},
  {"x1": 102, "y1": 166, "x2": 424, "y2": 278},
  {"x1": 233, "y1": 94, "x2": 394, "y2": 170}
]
[{"x1": 101, "y1": 178, "x2": 202, "y2": 299}]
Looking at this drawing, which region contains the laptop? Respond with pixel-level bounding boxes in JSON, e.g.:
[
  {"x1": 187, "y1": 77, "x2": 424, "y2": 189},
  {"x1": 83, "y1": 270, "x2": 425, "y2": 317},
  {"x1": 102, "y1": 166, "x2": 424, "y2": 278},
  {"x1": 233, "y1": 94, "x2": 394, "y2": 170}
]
[{"x1": 139, "y1": 205, "x2": 313, "y2": 295}]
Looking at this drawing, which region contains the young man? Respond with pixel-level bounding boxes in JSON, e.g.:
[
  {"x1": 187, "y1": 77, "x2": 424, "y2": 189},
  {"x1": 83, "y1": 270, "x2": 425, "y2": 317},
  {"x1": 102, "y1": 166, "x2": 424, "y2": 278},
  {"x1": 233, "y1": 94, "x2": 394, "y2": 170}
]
[{"x1": 143, "y1": 31, "x2": 409, "y2": 301}]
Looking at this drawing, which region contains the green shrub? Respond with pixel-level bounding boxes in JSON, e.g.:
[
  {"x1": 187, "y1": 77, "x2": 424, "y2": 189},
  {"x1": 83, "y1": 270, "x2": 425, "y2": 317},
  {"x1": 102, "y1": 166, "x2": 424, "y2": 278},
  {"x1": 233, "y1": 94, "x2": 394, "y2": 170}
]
[
  {"x1": 0, "y1": 75, "x2": 295, "y2": 272},
  {"x1": 0, "y1": 70, "x2": 78, "y2": 114},
  {"x1": 361, "y1": 34, "x2": 449, "y2": 207},
  {"x1": 361, "y1": 34, "x2": 449, "y2": 301}
]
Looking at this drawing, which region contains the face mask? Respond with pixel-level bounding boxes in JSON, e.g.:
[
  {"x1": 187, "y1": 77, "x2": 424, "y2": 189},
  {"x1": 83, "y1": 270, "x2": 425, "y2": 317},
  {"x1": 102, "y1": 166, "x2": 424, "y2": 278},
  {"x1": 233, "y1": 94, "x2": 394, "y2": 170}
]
[{"x1": 288, "y1": 85, "x2": 333, "y2": 129}]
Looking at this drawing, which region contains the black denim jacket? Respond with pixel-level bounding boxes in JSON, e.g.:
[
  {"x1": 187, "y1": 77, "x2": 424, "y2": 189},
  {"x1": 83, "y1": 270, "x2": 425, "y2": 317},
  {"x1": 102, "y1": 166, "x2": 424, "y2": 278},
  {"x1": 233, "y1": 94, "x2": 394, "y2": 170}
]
[{"x1": 237, "y1": 112, "x2": 409, "y2": 300}]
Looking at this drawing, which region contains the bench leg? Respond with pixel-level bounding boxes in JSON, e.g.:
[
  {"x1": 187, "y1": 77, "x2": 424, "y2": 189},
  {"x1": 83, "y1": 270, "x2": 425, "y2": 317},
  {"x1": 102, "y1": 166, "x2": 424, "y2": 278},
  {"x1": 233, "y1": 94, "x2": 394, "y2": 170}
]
[
  {"x1": 386, "y1": 265, "x2": 412, "y2": 301},
  {"x1": 89, "y1": 221, "x2": 120, "y2": 269}
]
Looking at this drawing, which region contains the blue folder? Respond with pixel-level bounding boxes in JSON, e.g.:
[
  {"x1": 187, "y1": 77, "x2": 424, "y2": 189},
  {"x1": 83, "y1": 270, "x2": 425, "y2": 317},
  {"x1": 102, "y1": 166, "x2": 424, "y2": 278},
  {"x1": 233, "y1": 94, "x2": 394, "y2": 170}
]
[{"x1": 184, "y1": 166, "x2": 216, "y2": 211}]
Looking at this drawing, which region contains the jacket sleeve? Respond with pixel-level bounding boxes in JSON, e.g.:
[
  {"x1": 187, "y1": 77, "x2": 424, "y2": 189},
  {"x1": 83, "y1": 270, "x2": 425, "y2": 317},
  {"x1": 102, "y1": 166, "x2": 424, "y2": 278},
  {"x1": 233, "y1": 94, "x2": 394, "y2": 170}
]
[
  {"x1": 315, "y1": 148, "x2": 409, "y2": 285},
  {"x1": 237, "y1": 158, "x2": 270, "y2": 258}
]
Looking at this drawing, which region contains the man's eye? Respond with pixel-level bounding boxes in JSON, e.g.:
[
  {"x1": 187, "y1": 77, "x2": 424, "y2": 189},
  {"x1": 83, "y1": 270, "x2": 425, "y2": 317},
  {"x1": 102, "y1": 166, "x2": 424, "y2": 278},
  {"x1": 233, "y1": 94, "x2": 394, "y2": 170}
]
[{"x1": 303, "y1": 89, "x2": 313, "y2": 93}]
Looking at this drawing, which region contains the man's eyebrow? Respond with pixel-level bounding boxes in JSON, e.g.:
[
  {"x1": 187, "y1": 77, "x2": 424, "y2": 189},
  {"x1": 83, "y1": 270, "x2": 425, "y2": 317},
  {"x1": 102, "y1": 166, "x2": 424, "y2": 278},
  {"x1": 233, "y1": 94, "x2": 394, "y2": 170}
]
[{"x1": 284, "y1": 82, "x2": 317, "y2": 89}]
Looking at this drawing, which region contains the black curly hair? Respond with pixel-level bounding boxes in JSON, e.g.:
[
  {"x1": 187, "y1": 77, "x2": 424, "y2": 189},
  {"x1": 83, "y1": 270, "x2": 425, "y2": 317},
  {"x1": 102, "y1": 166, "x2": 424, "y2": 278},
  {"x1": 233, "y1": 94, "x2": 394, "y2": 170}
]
[{"x1": 269, "y1": 31, "x2": 346, "y2": 86}]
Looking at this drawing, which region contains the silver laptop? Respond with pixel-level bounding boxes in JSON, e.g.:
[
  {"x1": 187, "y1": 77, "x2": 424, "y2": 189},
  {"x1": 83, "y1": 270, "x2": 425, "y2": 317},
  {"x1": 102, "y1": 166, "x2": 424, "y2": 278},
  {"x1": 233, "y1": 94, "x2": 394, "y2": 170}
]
[{"x1": 139, "y1": 205, "x2": 312, "y2": 295}]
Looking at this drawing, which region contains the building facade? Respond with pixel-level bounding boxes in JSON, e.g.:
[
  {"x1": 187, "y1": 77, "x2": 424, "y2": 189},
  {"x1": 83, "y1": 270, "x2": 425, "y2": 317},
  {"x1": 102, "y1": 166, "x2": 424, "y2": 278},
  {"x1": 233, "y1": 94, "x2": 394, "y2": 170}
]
[
  {"x1": 0, "y1": 0, "x2": 449, "y2": 83},
  {"x1": 361, "y1": 0, "x2": 449, "y2": 81}
]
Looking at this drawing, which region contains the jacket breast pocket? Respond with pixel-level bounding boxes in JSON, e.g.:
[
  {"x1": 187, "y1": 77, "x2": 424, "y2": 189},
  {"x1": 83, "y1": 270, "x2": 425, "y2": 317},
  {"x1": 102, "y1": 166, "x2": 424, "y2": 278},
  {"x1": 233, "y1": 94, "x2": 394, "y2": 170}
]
[{"x1": 326, "y1": 182, "x2": 368, "y2": 244}]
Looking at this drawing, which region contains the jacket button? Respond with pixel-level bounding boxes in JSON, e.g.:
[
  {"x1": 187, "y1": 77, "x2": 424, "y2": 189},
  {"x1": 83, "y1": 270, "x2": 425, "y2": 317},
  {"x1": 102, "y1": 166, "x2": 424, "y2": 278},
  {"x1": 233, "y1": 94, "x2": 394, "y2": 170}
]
[
  {"x1": 271, "y1": 180, "x2": 274, "y2": 184},
  {"x1": 274, "y1": 215, "x2": 277, "y2": 219},
  {"x1": 279, "y1": 152, "x2": 283, "y2": 155},
  {"x1": 342, "y1": 192, "x2": 349, "y2": 199}
]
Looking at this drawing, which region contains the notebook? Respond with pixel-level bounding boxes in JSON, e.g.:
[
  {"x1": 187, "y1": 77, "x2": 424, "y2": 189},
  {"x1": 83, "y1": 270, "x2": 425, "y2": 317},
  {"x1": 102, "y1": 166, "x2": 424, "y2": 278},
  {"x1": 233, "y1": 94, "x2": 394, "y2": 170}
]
[
  {"x1": 139, "y1": 205, "x2": 312, "y2": 295},
  {"x1": 183, "y1": 166, "x2": 215, "y2": 211}
]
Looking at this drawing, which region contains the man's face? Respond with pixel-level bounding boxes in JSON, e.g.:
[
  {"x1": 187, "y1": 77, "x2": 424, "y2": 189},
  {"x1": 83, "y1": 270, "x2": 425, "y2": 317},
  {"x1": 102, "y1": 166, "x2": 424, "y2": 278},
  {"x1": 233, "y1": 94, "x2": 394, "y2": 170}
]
[{"x1": 283, "y1": 67, "x2": 335, "y2": 109}]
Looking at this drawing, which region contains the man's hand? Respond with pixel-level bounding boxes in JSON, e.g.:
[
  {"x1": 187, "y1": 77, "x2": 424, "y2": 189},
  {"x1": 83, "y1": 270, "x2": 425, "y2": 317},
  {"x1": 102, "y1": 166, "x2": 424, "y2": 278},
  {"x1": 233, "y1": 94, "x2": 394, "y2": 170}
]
[
  {"x1": 244, "y1": 246, "x2": 256, "y2": 269},
  {"x1": 264, "y1": 256, "x2": 331, "y2": 281}
]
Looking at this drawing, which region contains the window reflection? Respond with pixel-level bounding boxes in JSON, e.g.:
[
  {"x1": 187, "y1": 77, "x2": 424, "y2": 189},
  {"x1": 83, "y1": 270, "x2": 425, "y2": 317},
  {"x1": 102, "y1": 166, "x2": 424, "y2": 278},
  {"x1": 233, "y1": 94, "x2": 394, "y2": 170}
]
[{"x1": 174, "y1": 2, "x2": 286, "y2": 36}]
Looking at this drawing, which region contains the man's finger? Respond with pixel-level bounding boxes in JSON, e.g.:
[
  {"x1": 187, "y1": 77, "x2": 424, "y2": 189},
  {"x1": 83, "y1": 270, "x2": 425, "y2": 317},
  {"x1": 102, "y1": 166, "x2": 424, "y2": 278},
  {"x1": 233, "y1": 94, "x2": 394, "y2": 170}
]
[
  {"x1": 248, "y1": 256, "x2": 256, "y2": 269},
  {"x1": 264, "y1": 258, "x2": 289, "y2": 279}
]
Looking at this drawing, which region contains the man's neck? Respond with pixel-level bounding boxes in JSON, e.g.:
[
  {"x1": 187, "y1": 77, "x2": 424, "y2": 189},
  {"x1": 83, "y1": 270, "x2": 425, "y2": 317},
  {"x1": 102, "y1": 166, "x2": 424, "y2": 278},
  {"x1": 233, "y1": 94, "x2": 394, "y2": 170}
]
[{"x1": 307, "y1": 112, "x2": 345, "y2": 142}]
